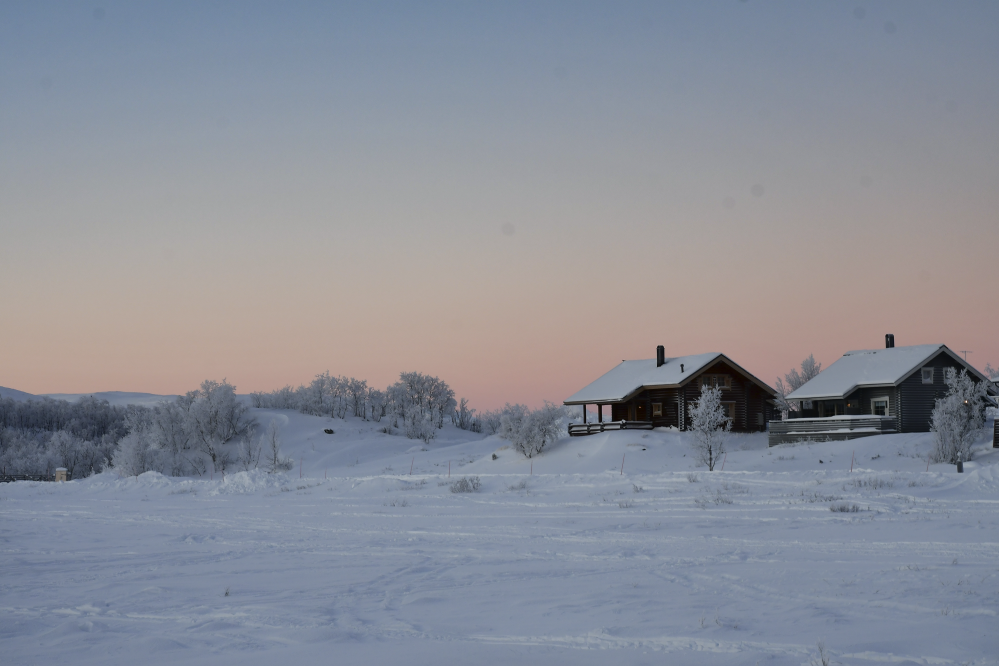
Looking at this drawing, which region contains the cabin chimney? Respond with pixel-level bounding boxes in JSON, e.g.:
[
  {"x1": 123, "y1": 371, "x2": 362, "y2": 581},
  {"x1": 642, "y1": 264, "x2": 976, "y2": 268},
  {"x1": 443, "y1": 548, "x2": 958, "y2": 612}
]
[
  {"x1": 885, "y1": 333, "x2": 895, "y2": 349},
  {"x1": 656, "y1": 345, "x2": 665, "y2": 367},
  {"x1": 680, "y1": 363, "x2": 684, "y2": 373}
]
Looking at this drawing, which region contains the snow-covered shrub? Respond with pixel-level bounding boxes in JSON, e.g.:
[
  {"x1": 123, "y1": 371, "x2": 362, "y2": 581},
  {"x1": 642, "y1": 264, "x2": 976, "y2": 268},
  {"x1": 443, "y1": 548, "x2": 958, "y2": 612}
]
[
  {"x1": 112, "y1": 412, "x2": 158, "y2": 476},
  {"x1": 830, "y1": 503, "x2": 860, "y2": 513},
  {"x1": 499, "y1": 402, "x2": 567, "y2": 458},
  {"x1": 477, "y1": 409, "x2": 505, "y2": 435},
  {"x1": 405, "y1": 410, "x2": 437, "y2": 445},
  {"x1": 931, "y1": 368, "x2": 989, "y2": 464},
  {"x1": 250, "y1": 386, "x2": 298, "y2": 409},
  {"x1": 450, "y1": 476, "x2": 480, "y2": 493},
  {"x1": 690, "y1": 386, "x2": 730, "y2": 471}
]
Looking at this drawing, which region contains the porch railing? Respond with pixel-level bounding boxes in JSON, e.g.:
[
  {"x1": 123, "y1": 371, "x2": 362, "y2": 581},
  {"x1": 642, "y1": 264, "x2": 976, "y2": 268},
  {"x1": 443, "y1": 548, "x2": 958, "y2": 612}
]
[
  {"x1": 768, "y1": 415, "x2": 896, "y2": 444},
  {"x1": 568, "y1": 420, "x2": 655, "y2": 436}
]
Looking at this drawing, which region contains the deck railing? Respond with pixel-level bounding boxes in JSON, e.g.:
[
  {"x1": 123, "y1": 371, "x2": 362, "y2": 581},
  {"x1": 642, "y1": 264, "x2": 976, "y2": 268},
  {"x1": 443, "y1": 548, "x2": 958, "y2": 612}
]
[
  {"x1": 768, "y1": 415, "x2": 896, "y2": 445},
  {"x1": 568, "y1": 420, "x2": 655, "y2": 436}
]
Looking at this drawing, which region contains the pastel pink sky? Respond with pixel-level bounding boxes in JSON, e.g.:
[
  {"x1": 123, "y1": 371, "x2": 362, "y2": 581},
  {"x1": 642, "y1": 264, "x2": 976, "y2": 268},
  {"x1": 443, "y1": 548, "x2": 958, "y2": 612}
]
[{"x1": 2, "y1": 2, "x2": 997, "y2": 408}]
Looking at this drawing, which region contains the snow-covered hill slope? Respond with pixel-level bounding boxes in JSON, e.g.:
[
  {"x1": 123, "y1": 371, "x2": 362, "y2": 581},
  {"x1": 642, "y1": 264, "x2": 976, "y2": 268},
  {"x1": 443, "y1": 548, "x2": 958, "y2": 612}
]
[
  {"x1": 2, "y1": 411, "x2": 997, "y2": 666},
  {"x1": 0, "y1": 386, "x2": 37, "y2": 401}
]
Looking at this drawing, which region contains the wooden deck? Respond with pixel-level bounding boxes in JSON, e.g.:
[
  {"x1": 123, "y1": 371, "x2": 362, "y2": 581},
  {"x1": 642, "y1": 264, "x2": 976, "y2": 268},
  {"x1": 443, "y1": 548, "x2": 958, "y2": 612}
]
[
  {"x1": 568, "y1": 420, "x2": 656, "y2": 437},
  {"x1": 768, "y1": 415, "x2": 897, "y2": 446}
]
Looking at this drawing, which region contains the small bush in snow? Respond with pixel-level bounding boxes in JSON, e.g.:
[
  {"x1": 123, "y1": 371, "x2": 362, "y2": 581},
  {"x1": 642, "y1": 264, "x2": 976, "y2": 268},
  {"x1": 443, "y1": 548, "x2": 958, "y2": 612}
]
[
  {"x1": 405, "y1": 411, "x2": 437, "y2": 445},
  {"x1": 830, "y1": 503, "x2": 860, "y2": 513},
  {"x1": 931, "y1": 368, "x2": 989, "y2": 464},
  {"x1": 847, "y1": 475, "x2": 895, "y2": 490},
  {"x1": 450, "y1": 476, "x2": 481, "y2": 493},
  {"x1": 689, "y1": 386, "x2": 730, "y2": 471},
  {"x1": 499, "y1": 402, "x2": 567, "y2": 458},
  {"x1": 686, "y1": 473, "x2": 699, "y2": 483}
]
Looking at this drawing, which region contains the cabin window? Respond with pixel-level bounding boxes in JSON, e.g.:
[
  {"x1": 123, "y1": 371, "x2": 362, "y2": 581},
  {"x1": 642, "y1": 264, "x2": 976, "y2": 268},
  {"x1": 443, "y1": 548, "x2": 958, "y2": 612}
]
[
  {"x1": 921, "y1": 367, "x2": 933, "y2": 384},
  {"x1": 871, "y1": 397, "x2": 889, "y2": 416},
  {"x1": 652, "y1": 403, "x2": 662, "y2": 417},
  {"x1": 700, "y1": 374, "x2": 732, "y2": 390},
  {"x1": 721, "y1": 402, "x2": 735, "y2": 420}
]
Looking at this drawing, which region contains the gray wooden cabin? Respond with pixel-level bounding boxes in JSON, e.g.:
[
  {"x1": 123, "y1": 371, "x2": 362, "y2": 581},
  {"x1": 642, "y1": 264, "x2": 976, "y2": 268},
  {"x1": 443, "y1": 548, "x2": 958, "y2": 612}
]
[
  {"x1": 564, "y1": 346, "x2": 777, "y2": 436},
  {"x1": 772, "y1": 337, "x2": 999, "y2": 445}
]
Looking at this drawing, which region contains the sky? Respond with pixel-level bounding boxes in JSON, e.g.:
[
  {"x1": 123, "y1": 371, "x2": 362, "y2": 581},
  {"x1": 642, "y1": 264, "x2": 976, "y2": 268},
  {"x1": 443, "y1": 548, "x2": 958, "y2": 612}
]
[{"x1": 2, "y1": 1, "x2": 998, "y2": 408}]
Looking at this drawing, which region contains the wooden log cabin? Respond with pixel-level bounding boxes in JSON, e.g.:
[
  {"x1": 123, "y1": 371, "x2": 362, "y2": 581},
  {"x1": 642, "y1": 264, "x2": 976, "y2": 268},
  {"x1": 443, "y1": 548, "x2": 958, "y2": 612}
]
[
  {"x1": 564, "y1": 346, "x2": 777, "y2": 436},
  {"x1": 773, "y1": 337, "x2": 999, "y2": 445}
]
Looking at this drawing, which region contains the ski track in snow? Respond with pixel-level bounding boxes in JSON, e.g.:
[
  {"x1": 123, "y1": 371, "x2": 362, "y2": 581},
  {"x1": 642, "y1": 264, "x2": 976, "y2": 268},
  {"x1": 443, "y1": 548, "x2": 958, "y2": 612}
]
[{"x1": 2, "y1": 410, "x2": 998, "y2": 665}]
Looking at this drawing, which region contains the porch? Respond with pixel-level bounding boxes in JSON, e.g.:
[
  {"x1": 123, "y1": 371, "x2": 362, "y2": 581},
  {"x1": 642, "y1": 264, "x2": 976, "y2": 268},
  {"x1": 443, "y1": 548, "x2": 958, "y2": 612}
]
[{"x1": 768, "y1": 415, "x2": 897, "y2": 446}]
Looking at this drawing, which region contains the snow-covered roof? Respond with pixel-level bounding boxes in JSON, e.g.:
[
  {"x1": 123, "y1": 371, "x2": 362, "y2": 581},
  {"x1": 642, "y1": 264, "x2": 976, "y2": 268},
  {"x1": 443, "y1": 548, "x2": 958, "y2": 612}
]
[
  {"x1": 786, "y1": 344, "x2": 995, "y2": 401},
  {"x1": 564, "y1": 353, "x2": 773, "y2": 404}
]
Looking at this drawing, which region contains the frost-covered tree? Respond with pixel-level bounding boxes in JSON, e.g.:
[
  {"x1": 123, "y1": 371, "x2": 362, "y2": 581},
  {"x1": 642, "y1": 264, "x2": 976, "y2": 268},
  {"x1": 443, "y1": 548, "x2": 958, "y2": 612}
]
[
  {"x1": 346, "y1": 377, "x2": 368, "y2": 418},
  {"x1": 112, "y1": 411, "x2": 157, "y2": 476},
  {"x1": 426, "y1": 377, "x2": 456, "y2": 429},
  {"x1": 984, "y1": 362, "x2": 998, "y2": 380},
  {"x1": 690, "y1": 386, "x2": 730, "y2": 471},
  {"x1": 386, "y1": 372, "x2": 455, "y2": 429},
  {"x1": 185, "y1": 379, "x2": 257, "y2": 474},
  {"x1": 367, "y1": 389, "x2": 386, "y2": 422},
  {"x1": 452, "y1": 397, "x2": 480, "y2": 432},
  {"x1": 250, "y1": 386, "x2": 298, "y2": 409},
  {"x1": 499, "y1": 402, "x2": 566, "y2": 458},
  {"x1": 262, "y1": 420, "x2": 293, "y2": 472},
  {"x1": 931, "y1": 369, "x2": 989, "y2": 464},
  {"x1": 775, "y1": 354, "x2": 823, "y2": 414},
  {"x1": 405, "y1": 409, "x2": 437, "y2": 444}
]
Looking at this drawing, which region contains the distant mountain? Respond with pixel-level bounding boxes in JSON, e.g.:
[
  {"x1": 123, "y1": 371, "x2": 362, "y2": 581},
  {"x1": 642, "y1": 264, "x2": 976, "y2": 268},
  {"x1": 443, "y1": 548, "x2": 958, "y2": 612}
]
[
  {"x1": 0, "y1": 386, "x2": 37, "y2": 402},
  {"x1": 43, "y1": 392, "x2": 178, "y2": 407}
]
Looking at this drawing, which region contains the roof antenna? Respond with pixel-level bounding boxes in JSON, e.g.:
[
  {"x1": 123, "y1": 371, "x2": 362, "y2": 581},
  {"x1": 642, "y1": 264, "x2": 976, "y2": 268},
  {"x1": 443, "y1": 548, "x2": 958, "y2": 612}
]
[{"x1": 959, "y1": 350, "x2": 972, "y2": 361}]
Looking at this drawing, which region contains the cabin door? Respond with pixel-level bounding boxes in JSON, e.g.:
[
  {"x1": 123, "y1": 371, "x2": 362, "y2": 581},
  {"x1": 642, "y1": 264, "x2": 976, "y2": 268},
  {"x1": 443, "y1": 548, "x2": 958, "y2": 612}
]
[{"x1": 635, "y1": 403, "x2": 648, "y2": 421}]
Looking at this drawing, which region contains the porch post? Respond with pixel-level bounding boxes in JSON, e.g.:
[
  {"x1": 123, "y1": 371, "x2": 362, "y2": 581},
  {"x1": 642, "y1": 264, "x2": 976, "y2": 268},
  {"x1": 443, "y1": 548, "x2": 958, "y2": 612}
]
[
  {"x1": 598, "y1": 404, "x2": 603, "y2": 423},
  {"x1": 582, "y1": 405, "x2": 587, "y2": 424}
]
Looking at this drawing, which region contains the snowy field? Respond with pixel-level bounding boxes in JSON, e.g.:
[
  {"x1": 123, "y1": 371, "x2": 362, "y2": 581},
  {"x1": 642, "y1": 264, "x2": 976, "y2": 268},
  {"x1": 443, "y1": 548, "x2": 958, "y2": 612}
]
[{"x1": 3, "y1": 410, "x2": 998, "y2": 665}]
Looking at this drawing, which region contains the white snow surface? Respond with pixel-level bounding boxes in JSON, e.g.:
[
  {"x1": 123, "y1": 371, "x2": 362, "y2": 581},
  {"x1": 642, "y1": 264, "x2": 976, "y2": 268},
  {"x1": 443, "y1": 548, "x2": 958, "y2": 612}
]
[
  {"x1": 3, "y1": 409, "x2": 999, "y2": 665},
  {"x1": 565, "y1": 353, "x2": 724, "y2": 403},
  {"x1": 786, "y1": 344, "x2": 995, "y2": 401}
]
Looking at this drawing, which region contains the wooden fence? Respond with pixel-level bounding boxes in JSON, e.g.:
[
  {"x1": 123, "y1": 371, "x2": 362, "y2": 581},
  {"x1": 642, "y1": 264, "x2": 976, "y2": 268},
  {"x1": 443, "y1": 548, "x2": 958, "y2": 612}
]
[
  {"x1": 768, "y1": 415, "x2": 896, "y2": 446},
  {"x1": 1, "y1": 474, "x2": 54, "y2": 483},
  {"x1": 568, "y1": 420, "x2": 656, "y2": 437}
]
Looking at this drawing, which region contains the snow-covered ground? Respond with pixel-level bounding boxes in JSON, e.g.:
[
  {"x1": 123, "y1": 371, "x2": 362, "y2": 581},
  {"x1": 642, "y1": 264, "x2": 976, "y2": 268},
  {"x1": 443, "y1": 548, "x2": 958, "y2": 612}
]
[{"x1": 3, "y1": 410, "x2": 998, "y2": 665}]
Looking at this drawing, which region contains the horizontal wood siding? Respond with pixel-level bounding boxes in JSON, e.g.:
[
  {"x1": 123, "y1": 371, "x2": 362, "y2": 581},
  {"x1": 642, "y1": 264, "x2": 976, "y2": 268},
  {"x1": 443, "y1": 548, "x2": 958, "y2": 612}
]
[
  {"x1": 608, "y1": 361, "x2": 771, "y2": 433},
  {"x1": 896, "y1": 351, "x2": 969, "y2": 433}
]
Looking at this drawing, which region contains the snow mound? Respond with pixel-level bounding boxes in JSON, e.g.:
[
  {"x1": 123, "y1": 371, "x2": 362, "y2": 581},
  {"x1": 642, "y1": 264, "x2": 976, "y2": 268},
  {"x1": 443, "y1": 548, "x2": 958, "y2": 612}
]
[{"x1": 209, "y1": 469, "x2": 289, "y2": 495}]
